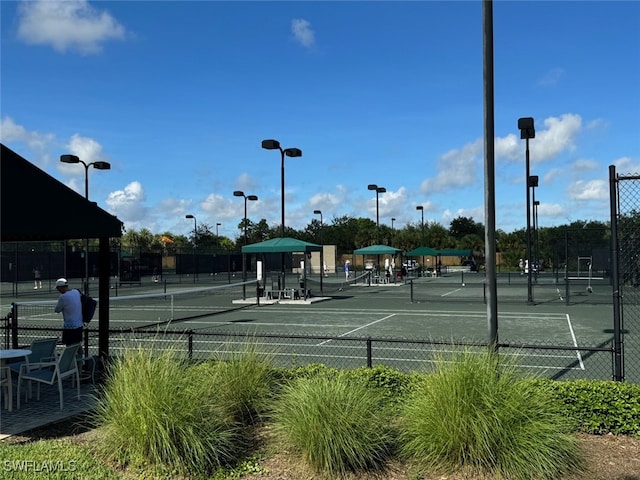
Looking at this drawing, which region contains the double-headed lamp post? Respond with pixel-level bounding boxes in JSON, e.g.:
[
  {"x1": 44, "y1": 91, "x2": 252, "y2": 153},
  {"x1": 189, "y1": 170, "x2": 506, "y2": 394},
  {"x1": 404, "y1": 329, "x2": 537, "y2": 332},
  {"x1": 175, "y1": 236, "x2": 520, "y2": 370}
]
[
  {"x1": 185, "y1": 214, "x2": 197, "y2": 283},
  {"x1": 234, "y1": 191, "x2": 258, "y2": 298},
  {"x1": 262, "y1": 139, "x2": 302, "y2": 289},
  {"x1": 518, "y1": 117, "x2": 536, "y2": 305},
  {"x1": 368, "y1": 184, "x2": 386, "y2": 247},
  {"x1": 60, "y1": 154, "x2": 111, "y2": 294}
]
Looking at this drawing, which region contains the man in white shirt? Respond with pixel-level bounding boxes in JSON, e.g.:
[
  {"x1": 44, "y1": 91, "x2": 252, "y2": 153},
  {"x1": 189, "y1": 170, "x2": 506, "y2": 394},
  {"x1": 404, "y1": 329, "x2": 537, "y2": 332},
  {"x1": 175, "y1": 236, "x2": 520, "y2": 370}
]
[{"x1": 54, "y1": 278, "x2": 83, "y2": 345}]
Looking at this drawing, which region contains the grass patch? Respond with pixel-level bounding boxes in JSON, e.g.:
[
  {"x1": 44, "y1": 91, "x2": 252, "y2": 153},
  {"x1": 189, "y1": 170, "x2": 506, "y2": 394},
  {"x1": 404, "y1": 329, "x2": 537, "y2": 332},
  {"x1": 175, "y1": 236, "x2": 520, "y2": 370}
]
[
  {"x1": 271, "y1": 373, "x2": 394, "y2": 477},
  {"x1": 399, "y1": 349, "x2": 584, "y2": 479},
  {"x1": 91, "y1": 344, "x2": 240, "y2": 477}
]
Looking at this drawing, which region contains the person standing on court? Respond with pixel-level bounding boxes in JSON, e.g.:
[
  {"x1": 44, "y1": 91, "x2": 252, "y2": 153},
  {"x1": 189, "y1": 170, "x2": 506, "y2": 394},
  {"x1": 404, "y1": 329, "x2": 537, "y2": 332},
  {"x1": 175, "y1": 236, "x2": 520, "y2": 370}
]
[
  {"x1": 54, "y1": 278, "x2": 83, "y2": 345},
  {"x1": 33, "y1": 266, "x2": 42, "y2": 289},
  {"x1": 344, "y1": 260, "x2": 350, "y2": 280}
]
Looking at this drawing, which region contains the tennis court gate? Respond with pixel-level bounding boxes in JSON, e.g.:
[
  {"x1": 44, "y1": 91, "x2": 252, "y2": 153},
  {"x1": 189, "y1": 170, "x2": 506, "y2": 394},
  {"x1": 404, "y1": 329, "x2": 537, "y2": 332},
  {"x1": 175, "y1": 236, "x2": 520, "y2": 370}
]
[{"x1": 610, "y1": 165, "x2": 640, "y2": 383}]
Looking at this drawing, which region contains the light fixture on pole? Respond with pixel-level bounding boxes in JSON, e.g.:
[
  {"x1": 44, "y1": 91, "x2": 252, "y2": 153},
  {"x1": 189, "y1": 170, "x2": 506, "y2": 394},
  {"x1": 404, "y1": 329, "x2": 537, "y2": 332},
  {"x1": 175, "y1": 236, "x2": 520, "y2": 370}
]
[
  {"x1": 367, "y1": 184, "x2": 386, "y2": 229},
  {"x1": 518, "y1": 117, "x2": 536, "y2": 304},
  {"x1": 185, "y1": 214, "x2": 197, "y2": 283},
  {"x1": 234, "y1": 191, "x2": 258, "y2": 298},
  {"x1": 60, "y1": 154, "x2": 111, "y2": 295},
  {"x1": 262, "y1": 139, "x2": 302, "y2": 289}
]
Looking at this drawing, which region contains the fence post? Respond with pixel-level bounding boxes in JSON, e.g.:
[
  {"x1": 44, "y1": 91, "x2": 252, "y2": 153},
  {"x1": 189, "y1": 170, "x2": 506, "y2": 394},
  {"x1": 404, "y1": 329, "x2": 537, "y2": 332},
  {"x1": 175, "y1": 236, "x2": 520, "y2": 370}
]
[
  {"x1": 609, "y1": 164, "x2": 624, "y2": 381},
  {"x1": 188, "y1": 330, "x2": 193, "y2": 360},
  {"x1": 10, "y1": 302, "x2": 18, "y2": 349},
  {"x1": 366, "y1": 337, "x2": 372, "y2": 368}
]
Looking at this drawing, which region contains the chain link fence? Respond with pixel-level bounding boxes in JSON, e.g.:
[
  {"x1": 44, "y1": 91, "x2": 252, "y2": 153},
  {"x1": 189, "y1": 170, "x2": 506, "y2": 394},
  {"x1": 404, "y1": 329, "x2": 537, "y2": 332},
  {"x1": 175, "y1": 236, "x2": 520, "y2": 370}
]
[
  {"x1": 2, "y1": 323, "x2": 615, "y2": 382},
  {"x1": 613, "y1": 167, "x2": 640, "y2": 383}
]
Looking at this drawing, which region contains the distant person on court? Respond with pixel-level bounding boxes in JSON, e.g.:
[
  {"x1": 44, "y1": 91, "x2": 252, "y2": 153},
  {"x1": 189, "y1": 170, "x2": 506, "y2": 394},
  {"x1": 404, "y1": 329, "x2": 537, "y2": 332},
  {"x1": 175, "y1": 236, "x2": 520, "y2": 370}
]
[
  {"x1": 33, "y1": 267, "x2": 42, "y2": 289},
  {"x1": 344, "y1": 260, "x2": 350, "y2": 280},
  {"x1": 54, "y1": 278, "x2": 84, "y2": 345},
  {"x1": 519, "y1": 258, "x2": 524, "y2": 275}
]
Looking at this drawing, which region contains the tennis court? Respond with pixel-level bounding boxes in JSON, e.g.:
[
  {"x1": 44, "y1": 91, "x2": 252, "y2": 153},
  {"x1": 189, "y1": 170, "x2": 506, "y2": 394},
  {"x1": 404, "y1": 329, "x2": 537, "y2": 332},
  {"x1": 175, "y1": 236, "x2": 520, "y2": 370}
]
[{"x1": 3, "y1": 272, "x2": 620, "y2": 380}]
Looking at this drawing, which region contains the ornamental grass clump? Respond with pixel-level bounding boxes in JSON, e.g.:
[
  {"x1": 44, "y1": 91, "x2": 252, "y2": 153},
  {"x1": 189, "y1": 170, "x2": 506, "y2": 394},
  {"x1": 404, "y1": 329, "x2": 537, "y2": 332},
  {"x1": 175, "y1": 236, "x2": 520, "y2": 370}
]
[
  {"x1": 399, "y1": 349, "x2": 584, "y2": 480},
  {"x1": 197, "y1": 340, "x2": 276, "y2": 426},
  {"x1": 92, "y1": 345, "x2": 240, "y2": 477},
  {"x1": 272, "y1": 373, "x2": 394, "y2": 477}
]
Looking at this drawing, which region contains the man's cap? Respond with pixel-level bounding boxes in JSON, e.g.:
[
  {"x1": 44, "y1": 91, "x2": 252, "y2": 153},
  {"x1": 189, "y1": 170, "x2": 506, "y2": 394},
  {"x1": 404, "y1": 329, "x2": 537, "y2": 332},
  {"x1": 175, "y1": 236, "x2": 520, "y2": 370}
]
[{"x1": 55, "y1": 278, "x2": 68, "y2": 287}]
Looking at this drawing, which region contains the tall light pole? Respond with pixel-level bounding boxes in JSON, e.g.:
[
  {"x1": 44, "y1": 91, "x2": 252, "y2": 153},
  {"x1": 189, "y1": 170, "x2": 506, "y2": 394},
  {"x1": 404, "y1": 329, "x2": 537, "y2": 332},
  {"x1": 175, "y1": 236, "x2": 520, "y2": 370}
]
[
  {"x1": 391, "y1": 217, "x2": 396, "y2": 247},
  {"x1": 518, "y1": 117, "x2": 536, "y2": 305},
  {"x1": 60, "y1": 154, "x2": 111, "y2": 294},
  {"x1": 185, "y1": 214, "x2": 197, "y2": 283},
  {"x1": 262, "y1": 139, "x2": 302, "y2": 289},
  {"x1": 416, "y1": 206, "x2": 425, "y2": 275},
  {"x1": 314, "y1": 209, "x2": 324, "y2": 292},
  {"x1": 234, "y1": 191, "x2": 258, "y2": 298},
  {"x1": 534, "y1": 199, "x2": 540, "y2": 276},
  {"x1": 416, "y1": 206, "x2": 425, "y2": 243},
  {"x1": 367, "y1": 184, "x2": 386, "y2": 244}
]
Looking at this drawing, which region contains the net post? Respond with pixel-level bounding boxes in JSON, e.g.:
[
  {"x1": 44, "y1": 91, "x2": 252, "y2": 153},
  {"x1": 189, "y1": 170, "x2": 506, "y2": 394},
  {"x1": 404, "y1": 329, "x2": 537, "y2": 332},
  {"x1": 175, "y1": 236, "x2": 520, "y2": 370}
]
[
  {"x1": 256, "y1": 280, "x2": 261, "y2": 306},
  {"x1": 410, "y1": 279, "x2": 414, "y2": 303},
  {"x1": 564, "y1": 264, "x2": 570, "y2": 306}
]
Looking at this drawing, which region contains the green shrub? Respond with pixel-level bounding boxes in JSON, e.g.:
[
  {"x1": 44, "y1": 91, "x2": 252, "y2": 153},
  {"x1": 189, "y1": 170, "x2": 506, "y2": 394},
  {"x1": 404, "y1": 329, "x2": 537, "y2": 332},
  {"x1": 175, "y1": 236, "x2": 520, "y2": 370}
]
[
  {"x1": 92, "y1": 345, "x2": 240, "y2": 477},
  {"x1": 199, "y1": 340, "x2": 276, "y2": 426},
  {"x1": 399, "y1": 349, "x2": 584, "y2": 479},
  {"x1": 272, "y1": 373, "x2": 394, "y2": 476},
  {"x1": 534, "y1": 378, "x2": 640, "y2": 436}
]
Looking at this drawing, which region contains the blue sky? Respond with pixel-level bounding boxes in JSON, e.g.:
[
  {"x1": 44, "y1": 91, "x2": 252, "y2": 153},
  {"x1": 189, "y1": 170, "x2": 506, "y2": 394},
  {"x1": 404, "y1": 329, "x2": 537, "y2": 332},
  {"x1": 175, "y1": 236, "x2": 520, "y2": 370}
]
[{"x1": 2, "y1": 0, "x2": 639, "y2": 241}]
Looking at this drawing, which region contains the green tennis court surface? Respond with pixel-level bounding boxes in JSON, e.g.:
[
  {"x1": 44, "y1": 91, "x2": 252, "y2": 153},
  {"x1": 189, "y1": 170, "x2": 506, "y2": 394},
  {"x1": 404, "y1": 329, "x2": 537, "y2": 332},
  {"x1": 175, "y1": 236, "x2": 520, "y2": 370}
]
[{"x1": 4, "y1": 276, "x2": 621, "y2": 380}]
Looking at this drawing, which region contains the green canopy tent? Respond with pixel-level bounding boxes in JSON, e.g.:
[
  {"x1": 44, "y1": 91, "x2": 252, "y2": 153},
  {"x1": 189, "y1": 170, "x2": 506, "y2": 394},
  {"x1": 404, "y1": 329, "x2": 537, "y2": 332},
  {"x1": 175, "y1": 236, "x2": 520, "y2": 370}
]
[
  {"x1": 241, "y1": 237, "x2": 323, "y2": 292},
  {"x1": 353, "y1": 245, "x2": 402, "y2": 280},
  {"x1": 405, "y1": 246, "x2": 440, "y2": 257},
  {"x1": 241, "y1": 237, "x2": 322, "y2": 254},
  {"x1": 353, "y1": 244, "x2": 402, "y2": 255}
]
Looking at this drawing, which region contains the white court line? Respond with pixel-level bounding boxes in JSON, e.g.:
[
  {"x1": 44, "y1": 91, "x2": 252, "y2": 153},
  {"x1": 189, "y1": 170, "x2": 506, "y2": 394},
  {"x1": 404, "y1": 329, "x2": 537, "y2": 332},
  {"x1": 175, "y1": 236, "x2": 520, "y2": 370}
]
[
  {"x1": 441, "y1": 288, "x2": 462, "y2": 297},
  {"x1": 317, "y1": 313, "x2": 396, "y2": 346},
  {"x1": 566, "y1": 313, "x2": 585, "y2": 370}
]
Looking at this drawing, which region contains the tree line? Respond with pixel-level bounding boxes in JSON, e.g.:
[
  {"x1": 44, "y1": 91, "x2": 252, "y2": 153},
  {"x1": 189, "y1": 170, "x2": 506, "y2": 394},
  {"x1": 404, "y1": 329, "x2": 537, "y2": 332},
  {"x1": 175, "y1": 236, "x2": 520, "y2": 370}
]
[{"x1": 107, "y1": 215, "x2": 613, "y2": 271}]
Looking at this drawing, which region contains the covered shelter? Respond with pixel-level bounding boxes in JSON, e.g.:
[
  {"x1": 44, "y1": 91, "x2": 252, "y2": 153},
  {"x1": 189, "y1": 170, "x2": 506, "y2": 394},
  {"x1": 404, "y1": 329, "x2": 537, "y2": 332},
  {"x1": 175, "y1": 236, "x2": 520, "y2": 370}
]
[
  {"x1": 1, "y1": 144, "x2": 123, "y2": 359},
  {"x1": 406, "y1": 247, "x2": 473, "y2": 275},
  {"x1": 241, "y1": 237, "x2": 323, "y2": 293},
  {"x1": 353, "y1": 244, "x2": 402, "y2": 279}
]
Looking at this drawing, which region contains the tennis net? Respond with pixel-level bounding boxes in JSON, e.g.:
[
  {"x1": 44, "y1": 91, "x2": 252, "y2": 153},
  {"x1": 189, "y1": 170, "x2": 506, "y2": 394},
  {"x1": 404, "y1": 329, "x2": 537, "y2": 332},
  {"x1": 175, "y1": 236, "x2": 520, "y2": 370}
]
[
  {"x1": 305, "y1": 272, "x2": 371, "y2": 295},
  {"x1": 10, "y1": 281, "x2": 256, "y2": 330}
]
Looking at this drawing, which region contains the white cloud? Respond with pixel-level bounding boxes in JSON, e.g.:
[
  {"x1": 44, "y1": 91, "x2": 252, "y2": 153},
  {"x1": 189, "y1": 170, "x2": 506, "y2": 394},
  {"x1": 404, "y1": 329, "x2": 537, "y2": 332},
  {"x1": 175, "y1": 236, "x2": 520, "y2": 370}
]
[
  {"x1": 420, "y1": 139, "x2": 482, "y2": 193},
  {"x1": 0, "y1": 116, "x2": 55, "y2": 165},
  {"x1": 105, "y1": 181, "x2": 147, "y2": 224},
  {"x1": 566, "y1": 179, "x2": 608, "y2": 201},
  {"x1": 613, "y1": 156, "x2": 640, "y2": 175},
  {"x1": 534, "y1": 114, "x2": 582, "y2": 162},
  {"x1": 291, "y1": 18, "x2": 315, "y2": 48},
  {"x1": 17, "y1": 0, "x2": 126, "y2": 54},
  {"x1": 499, "y1": 113, "x2": 582, "y2": 164},
  {"x1": 537, "y1": 67, "x2": 565, "y2": 87},
  {"x1": 573, "y1": 158, "x2": 599, "y2": 171}
]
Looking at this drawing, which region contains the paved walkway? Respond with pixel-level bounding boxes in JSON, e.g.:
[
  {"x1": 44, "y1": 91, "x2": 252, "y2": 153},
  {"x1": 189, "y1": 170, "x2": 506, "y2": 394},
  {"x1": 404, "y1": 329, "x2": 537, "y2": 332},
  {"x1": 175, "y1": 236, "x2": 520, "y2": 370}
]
[{"x1": 0, "y1": 380, "x2": 97, "y2": 439}]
